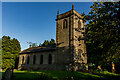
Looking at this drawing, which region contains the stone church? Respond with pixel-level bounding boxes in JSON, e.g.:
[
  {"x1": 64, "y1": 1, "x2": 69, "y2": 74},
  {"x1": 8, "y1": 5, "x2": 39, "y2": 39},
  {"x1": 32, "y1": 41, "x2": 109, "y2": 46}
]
[{"x1": 18, "y1": 4, "x2": 88, "y2": 71}]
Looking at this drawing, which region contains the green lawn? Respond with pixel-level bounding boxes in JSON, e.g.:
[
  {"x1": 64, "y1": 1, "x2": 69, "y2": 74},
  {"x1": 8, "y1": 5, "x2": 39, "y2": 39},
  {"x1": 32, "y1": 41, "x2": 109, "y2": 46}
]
[{"x1": 1, "y1": 70, "x2": 120, "y2": 80}]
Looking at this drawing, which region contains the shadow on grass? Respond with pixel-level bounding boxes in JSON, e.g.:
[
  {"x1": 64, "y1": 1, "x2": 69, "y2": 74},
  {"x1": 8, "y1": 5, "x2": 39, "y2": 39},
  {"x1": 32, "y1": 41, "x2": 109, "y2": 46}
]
[
  {"x1": 2, "y1": 71, "x2": 55, "y2": 80},
  {"x1": 1, "y1": 70, "x2": 120, "y2": 80}
]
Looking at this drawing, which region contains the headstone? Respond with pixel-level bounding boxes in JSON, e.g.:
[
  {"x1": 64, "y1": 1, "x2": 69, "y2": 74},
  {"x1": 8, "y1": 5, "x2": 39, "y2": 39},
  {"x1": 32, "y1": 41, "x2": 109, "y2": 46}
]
[{"x1": 4, "y1": 68, "x2": 11, "y2": 80}]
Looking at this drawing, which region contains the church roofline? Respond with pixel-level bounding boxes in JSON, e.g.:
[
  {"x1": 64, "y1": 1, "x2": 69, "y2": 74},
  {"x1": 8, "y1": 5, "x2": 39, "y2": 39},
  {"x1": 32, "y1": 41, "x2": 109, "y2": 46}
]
[
  {"x1": 19, "y1": 48, "x2": 56, "y2": 54},
  {"x1": 19, "y1": 45, "x2": 70, "y2": 54},
  {"x1": 20, "y1": 45, "x2": 56, "y2": 54}
]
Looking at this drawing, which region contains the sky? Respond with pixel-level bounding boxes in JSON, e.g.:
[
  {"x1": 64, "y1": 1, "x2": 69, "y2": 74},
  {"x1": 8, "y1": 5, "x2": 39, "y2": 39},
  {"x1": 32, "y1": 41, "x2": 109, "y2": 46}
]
[{"x1": 2, "y1": 2, "x2": 93, "y2": 51}]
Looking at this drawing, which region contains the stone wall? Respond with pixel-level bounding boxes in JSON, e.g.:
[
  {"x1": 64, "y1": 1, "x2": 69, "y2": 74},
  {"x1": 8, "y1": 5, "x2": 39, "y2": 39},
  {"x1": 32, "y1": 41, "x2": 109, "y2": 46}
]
[
  {"x1": 56, "y1": 9, "x2": 88, "y2": 70},
  {"x1": 72, "y1": 14, "x2": 87, "y2": 70},
  {"x1": 56, "y1": 17, "x2": 70, "y2": 47},
  {"x1": 18, "y1": 50, "x2": 56, "y2": 70},
  {"x1": 18, "y1": 48, "x2": 72, "y2": 70}
]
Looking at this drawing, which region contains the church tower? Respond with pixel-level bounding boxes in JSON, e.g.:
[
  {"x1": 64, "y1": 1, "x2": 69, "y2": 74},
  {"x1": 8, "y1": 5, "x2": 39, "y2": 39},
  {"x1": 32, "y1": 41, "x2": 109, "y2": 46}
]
[{"x1": 56, "y1": 4, "x2": 87, "y2": 70}]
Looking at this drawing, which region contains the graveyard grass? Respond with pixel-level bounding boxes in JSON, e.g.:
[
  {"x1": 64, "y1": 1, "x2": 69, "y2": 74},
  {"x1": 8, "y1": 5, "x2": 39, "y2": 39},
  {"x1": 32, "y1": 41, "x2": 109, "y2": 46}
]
[{"x1": 2, "y1": 70, "x2": 120, "y2": 80}]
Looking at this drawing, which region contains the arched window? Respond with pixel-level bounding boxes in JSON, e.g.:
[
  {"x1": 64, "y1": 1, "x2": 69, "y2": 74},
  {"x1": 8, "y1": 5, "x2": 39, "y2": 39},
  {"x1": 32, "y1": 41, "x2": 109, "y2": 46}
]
[
  {"x1": 33, "y1": 55, "x2": 36, "y2": 64},
  {"x1": 78, "y1": 20, "x2": 81, "y2": 29},
  {"x1": 22, "y1": 56, "x2": 24, "y2": 64},
  {"x1": 48, "y1": 54, "x2": 52, "y2": 64},
  {"x1": 63, "y1": 19, "x2": 67, "y2": 29},
  {"x1": 40, "y1": 55, "x2": 43, "y2": 64},
  {"x1": 27, "y1": 56, "x2": 29, "y2": 64}
]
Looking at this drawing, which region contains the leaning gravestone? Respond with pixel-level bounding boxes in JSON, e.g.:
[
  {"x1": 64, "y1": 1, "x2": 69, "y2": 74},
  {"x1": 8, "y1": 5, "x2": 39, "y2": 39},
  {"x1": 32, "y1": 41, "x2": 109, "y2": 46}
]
[{"x1": 4, "y1": 68, "x2": 11, "y2": 80}]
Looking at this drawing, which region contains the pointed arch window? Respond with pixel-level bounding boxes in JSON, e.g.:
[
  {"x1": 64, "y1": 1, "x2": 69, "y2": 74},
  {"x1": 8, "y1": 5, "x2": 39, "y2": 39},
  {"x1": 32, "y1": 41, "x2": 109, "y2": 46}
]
[
  {"x1": 33, "y1": 55, "x2": 36, "y2": 64},
  {"x1": 40, "y1": 55, "x2": 43, "y2": 64},
  {"x1": 27, "y1": 56, "x2": 29, "y2": 64},
  {"x1": 78, "y1": 20, "x2": 81, "y2": 29},
  {"x1": 22, "y1": 56, "x2": 24, "y2": 64},
  {"x1": 63, "y1": 19, "x2": 67, "y2": 29},
  {"x1": 48, "y1": 54, "x2": 52, "y2": 64}
]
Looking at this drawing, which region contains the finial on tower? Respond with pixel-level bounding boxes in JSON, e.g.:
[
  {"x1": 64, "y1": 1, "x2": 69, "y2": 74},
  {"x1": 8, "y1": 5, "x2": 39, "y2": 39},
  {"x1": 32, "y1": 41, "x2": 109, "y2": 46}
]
[
  {"x1": 72, "y1": 3, "x2": 74, "y2": 10},
  {"x1": 57, "y1": 10, "x2": 59, "y2": 15}
]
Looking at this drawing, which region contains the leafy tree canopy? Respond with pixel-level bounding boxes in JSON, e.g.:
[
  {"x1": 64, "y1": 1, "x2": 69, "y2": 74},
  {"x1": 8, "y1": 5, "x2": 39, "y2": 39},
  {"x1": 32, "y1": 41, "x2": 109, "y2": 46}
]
[
  {"x1": 42, "y1": 39, "x2": 56, "y2": 46},
  {"x1": 85, "y1": 2, "x2": 120, "y2": 71},
  {"x1": 49, "y1": 39, "x2": 56, "y2": 45},
  {"x1": 31, "y1": 43, "x2": 38, "y2": 47},
  {"x1": 27, "y1": 39, "x2": 56, "y2": 47},
  {"x1": 2, "y1": 36, "x2": 21, "y2": 70}
]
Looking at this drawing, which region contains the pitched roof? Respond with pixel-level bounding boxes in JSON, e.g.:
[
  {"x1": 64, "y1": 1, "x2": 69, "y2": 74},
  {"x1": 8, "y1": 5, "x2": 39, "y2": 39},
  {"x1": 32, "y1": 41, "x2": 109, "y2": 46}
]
[{"x1": 20, "y1": 45, "x2": 56, "y2": 54}]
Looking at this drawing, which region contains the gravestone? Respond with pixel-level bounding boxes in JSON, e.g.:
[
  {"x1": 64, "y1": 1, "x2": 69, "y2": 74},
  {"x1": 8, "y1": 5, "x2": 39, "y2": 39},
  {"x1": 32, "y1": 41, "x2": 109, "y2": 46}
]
[{"x1": 4, "y1": 68, "x2": 11, "y2": 80}]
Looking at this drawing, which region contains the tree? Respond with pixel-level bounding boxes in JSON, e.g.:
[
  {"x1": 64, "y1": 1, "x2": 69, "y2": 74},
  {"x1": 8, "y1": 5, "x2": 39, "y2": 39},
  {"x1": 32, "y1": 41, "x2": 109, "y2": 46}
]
[
  {"x1": 39, "y1": 43, "x2": 42, "y2": 46},
  {"x1": 49, "y1": 39, "x2": 56, "y2": 45},
  {"x1": 42, "y1": 39, "x2": 56, "y2": 46},
  {"x1": 11, "y1": 38, "x2": 21, "y2": 68},
  {"x1": 11, "y1": 38, "x2": 21, "y2": 58},
  {"x1": 2, "y1": 36, "x2": 21, "y2": 70},
  {"x1": 42, "y1": 40, "x2": 50, "y2": 46},
  {"x1": 27, "y1": 42, "x2": 32, "y2": 48},
  {"x1": 85, "y1": 2, "x2": 120, "y2": 71},
  {"x1": 31, "y1": 43, "x2": 38, "y2": 47}
]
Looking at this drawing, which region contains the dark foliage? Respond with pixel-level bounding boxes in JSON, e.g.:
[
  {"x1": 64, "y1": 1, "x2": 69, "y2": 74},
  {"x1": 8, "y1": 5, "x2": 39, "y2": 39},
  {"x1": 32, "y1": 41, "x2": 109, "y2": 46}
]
[
  {"x1": 85, "y1": 2, "x2": 120, "y2": 72},
  {"x1": 2, "y1": 36, "x2": 21, "y2": 70},
  {"x1": 42, "y1": 39, "x2": 56, "y2": 46}
]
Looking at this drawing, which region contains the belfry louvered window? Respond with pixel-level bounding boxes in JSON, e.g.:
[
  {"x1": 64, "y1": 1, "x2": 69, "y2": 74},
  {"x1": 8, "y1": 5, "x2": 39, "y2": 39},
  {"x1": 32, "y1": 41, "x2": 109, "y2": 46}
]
[{"x1": 63, "y1": 19, "x2": 67, "y2": 29}]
